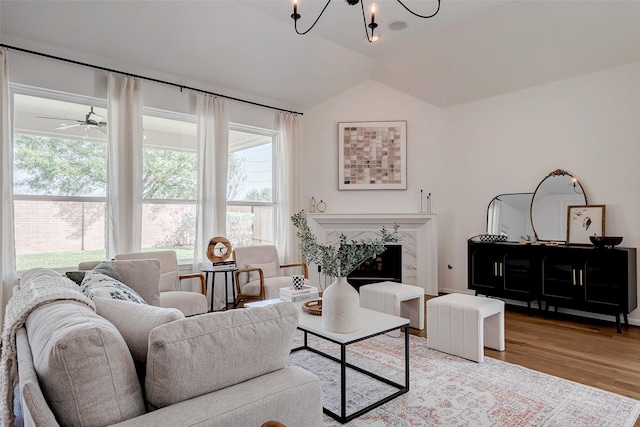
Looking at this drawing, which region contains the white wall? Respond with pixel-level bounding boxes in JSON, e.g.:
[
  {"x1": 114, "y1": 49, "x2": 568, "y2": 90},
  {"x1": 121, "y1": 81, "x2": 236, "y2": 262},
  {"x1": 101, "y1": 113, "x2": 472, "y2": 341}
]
[
  {"x1": 302, "y1": 80, "x2": 447, "y2": 214},
  {"x1": 302, "y1": 61, "x2": 640, "y2": 322}
]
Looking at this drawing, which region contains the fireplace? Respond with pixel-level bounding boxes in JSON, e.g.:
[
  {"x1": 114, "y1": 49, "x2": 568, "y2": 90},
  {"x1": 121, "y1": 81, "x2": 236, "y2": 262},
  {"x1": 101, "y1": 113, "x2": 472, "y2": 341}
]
[
  {"x1": 347, "y1": 244, "x2": 402, "y2": 291},
  {"x1": 306, "y1": 213, "x2": 438, "y2": 295}
]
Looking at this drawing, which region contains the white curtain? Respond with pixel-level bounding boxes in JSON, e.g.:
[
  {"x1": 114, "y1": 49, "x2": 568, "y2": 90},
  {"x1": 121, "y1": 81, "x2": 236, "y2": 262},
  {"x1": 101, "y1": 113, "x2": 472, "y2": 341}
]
[
  {"x1": 107, "y1": 74, "x2": 143, "y2": 258},
  {"x1": 276, "y1": 112, "x2": 302, "y2": 263},
  {"x1": 0, "y1": 49, "x2": 16, "y2": 332},
  {"x1": 194, "y1": 94, "x2": 228, "y2": 308}
]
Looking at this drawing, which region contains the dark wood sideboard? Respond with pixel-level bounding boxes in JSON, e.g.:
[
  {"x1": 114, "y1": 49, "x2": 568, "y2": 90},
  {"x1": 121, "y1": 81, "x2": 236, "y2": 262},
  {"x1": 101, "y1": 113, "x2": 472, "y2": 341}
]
[{"x1": 468, "y1": 241, "x2": 637, "y2": 333}]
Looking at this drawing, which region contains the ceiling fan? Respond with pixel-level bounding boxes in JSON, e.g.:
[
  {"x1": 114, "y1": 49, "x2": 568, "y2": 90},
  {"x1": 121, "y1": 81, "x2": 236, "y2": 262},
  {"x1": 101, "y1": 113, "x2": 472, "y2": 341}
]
[{"x1": 39, "y1": 106, "x2": 107, "y2": 132}]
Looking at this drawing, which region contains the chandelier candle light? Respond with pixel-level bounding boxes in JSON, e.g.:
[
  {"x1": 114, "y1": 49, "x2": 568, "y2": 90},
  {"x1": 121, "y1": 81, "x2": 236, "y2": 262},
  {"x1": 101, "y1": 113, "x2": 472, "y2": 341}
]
[
  {"x1": 291, "y1": 0, "x2": 441, "y2": 43},
  {"x1": 291, "y1": 210, "x2": 399, "y2": 333}
]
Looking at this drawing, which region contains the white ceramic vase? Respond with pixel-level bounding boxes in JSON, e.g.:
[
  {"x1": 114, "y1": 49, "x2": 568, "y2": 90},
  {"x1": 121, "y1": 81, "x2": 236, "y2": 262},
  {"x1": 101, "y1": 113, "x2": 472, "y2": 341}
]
[{"x1": 322, "y1": 276, "x2": 360, "y2": 333}]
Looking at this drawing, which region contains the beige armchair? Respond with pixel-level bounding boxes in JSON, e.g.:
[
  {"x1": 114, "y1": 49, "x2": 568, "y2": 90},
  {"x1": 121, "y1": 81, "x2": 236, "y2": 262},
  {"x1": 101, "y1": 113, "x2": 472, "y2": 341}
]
[
  {"x1": 114, "y1": 251, "x2": 208, "y2": 317},
  {"x1": 233, "y1": 245, "x2": 309, "y2": 307}
]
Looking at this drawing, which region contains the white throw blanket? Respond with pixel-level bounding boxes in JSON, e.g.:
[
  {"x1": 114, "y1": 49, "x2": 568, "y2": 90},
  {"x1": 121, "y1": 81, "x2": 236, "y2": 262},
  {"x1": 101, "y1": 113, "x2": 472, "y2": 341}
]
[{"x1": 0, "y1": 273, "x2": 95, "y2": 426}]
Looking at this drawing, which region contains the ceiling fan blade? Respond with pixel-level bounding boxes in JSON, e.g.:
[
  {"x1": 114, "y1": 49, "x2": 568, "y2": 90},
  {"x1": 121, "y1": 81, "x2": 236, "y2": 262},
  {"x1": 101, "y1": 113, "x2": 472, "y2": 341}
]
[
  {"x1": 55, "y1": 123, "x2": 82, "y2": 130},
  {"x1": 38, "y1": 116, "x2": 83, "y2": 122}
]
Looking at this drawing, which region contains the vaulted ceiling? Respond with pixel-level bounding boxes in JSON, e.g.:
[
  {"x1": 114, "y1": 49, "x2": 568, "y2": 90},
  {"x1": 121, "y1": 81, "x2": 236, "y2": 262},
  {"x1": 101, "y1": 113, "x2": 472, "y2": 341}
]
[{"x1": 2, "y1": 0, "x2": 640, "y2": 112}]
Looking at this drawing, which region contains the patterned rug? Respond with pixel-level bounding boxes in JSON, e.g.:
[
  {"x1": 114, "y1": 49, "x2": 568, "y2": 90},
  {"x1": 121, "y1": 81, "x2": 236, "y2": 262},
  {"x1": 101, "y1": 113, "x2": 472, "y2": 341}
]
[{"x1": 288, "y1": 333, "x2": 640, "y2": 426}]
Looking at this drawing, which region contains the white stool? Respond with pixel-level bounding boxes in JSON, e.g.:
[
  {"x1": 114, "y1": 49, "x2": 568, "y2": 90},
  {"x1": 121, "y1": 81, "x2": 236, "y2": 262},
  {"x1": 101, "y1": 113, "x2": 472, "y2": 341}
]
[
  {"x1": 359, "y1": 281, "x2": 425, "y2": 338},
  {"x1": 426, "y1": 293, "x2": 505, "y2": 362}
]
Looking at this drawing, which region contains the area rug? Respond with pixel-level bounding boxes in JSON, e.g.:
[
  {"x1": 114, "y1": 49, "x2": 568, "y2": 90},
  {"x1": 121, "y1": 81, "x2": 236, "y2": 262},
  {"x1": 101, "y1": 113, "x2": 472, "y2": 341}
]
[{"x1": 288, "y1": 333, "x2": 640, "y2": 427}]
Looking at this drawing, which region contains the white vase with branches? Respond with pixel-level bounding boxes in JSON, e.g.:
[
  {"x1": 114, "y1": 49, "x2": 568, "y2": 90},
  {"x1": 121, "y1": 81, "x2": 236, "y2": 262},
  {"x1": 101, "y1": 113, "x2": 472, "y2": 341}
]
[{"x1": 291, "y1": 211, "x2": 399, "y2": 333}]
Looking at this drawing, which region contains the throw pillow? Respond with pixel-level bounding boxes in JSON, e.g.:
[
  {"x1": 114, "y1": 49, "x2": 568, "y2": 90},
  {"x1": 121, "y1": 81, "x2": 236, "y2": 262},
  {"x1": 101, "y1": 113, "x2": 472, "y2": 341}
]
[
  {"x1": 145, "y1": 301, "x2": 298, "y2": 410},
  {"x1": 247, "y1": 261, "x2": 278, "y2": 282},
  {"x1": 92, "y1": 261, "x2": 123, "y2": 282},
  {"x1": 109, "y1": 259, "x2": 161, "y2": 307},
  {"x1": 81, "y1": 271, "x2": 147, "y2": 304},
  {"x1": 94, "y1": 297, "x2": 184, "y2": 363},
  {"x1": 65, "y1": 270, "x2": 86, "y2": 286}
]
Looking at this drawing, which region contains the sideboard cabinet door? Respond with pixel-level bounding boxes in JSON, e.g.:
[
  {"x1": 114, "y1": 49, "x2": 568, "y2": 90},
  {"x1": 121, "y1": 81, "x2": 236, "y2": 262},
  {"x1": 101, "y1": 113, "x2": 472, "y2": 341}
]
[{"x1": 468, "y1": 241, "x2": 539, "y2": 307}]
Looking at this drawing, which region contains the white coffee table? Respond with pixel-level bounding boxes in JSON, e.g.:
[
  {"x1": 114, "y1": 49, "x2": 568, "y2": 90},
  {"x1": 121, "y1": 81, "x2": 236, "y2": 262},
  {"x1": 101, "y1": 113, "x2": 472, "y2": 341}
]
[{"x1": 292, "y1": 302, "x2": 410, "y2": 424}]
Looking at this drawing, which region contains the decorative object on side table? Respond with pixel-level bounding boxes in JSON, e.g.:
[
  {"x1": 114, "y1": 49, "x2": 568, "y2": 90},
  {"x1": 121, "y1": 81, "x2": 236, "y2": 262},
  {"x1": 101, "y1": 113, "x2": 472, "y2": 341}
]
[
  {"x1": 207, "y1": 236, "x2": 233, "y2": 262},
  {"x1": 291, "y1": 210, "x2": 398, "y2": 333}
]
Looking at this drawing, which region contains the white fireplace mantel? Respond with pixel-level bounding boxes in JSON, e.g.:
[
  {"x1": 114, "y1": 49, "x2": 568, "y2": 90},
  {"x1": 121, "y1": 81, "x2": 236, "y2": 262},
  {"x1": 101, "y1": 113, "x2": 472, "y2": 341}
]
[{"x1": 306, "y1": 213, "x2": 438, "y2": 295}]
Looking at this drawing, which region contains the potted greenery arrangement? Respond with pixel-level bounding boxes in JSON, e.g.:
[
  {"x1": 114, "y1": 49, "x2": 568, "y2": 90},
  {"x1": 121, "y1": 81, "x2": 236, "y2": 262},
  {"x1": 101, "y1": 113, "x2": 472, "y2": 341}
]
[{"x1": 291, "y1": 211, "x2": 399, "y2": 333}]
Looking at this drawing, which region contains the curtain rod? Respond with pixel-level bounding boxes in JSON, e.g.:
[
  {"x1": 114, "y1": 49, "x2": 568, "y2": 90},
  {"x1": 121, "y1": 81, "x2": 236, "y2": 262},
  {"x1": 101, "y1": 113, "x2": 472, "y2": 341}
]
[{"x1": 0, "y1": 43, "x2": 303, "y2": 116}]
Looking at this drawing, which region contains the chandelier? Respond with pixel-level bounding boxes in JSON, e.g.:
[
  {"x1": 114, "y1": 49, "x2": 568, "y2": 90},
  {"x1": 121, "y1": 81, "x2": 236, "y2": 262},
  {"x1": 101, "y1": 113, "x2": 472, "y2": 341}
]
[{"x1": 291, "y1": 0, "x2": 441, "y2": 43}]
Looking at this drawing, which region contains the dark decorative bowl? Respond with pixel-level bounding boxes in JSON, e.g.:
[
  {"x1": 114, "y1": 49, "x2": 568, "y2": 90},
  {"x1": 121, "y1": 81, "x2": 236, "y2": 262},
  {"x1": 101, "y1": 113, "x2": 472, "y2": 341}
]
[{"x1": 589, "y1": 236, "x2": 623, "y2": 249}]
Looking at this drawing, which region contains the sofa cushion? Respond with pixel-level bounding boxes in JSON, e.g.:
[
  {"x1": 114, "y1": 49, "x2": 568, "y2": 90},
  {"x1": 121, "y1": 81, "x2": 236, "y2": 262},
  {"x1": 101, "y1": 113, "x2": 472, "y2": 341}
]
[
  {"x1": 110, "y1": 259, "x2": 162, "y2": 307},
  {"x1": 81, "y1": 271, "x2": 148, "y2": 304},
  {"x1": 247, "y1": 261, "x2": 277, "y2": 282},
  {"x1": 94, "y1": 297, "x2": 184, "y2": 363},
  {"x1": 25, "y1": 300, "x2": 145, "y2": 426},
  {"x1": 145, "y1": 301, "x2": 298, "y2": 409}
]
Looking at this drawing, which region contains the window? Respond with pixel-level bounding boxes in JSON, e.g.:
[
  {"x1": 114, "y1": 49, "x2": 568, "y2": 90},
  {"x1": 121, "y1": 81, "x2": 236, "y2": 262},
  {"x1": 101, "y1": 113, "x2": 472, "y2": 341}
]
[
  {"x1": 141, "y1": 112, "x2": 197, "y2": 260},
  {"x1": 12, "y1": 87, "x2": 278, "y2": 270},
  {"x1": 227, "y1": 125, "x2": 276, "y2": 248},
  {"x1": 13, "y1": 91, "x2": 108, "y2": 270}
]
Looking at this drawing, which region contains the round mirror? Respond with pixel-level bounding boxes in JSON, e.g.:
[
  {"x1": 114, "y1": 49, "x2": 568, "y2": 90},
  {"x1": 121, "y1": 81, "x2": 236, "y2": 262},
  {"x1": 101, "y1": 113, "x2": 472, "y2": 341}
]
[
  {"x1": 530, "y1": 169, "x2": 587, "y2": 242},
  {"x1": 486, "y1": 193, "x2": 534, "y2": 242}
]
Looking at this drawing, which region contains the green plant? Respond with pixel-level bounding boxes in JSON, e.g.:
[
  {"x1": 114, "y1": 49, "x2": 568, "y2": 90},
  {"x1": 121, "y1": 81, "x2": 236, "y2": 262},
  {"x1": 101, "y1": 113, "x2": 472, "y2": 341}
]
[{"x1": 291, "y1": 210, "x2": 399, "y2": 278}]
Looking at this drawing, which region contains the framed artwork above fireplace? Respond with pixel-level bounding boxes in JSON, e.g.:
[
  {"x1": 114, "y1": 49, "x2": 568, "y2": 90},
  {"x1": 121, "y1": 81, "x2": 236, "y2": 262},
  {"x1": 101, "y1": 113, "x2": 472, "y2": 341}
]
[{"x1": 338, "y1": 121, "x2": 407, "y2": 190}]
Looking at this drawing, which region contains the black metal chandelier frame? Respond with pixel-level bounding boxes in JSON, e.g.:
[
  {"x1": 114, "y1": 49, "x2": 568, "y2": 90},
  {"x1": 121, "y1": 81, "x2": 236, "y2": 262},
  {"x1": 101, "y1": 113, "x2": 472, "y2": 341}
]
[{"x1": 291, "y1": 0, "x2": 441, "y2": 43}]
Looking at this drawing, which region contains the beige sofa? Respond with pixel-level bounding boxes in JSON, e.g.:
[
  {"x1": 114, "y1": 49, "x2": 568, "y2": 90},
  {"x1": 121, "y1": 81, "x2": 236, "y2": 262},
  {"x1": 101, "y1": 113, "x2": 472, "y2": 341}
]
[{"x1": 13, "y1": 263, "x2": 322, "y2": 427}]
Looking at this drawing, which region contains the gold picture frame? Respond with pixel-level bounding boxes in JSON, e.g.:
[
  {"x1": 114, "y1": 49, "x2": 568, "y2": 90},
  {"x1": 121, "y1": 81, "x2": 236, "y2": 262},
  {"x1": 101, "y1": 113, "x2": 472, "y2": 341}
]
[{"x1": 566, "y1": 205, "x2": 606, "y2": 245}]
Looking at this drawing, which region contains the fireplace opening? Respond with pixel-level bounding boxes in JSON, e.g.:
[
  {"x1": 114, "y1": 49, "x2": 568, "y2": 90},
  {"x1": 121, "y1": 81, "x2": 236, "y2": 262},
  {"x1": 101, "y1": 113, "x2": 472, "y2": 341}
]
[{"x1": 347, "y1": 244, "x2": 402, "y2": 292}]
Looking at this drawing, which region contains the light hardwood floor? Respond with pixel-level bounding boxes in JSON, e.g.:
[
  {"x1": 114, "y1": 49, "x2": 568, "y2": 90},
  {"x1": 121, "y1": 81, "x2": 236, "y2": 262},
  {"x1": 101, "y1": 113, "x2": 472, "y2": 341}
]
[{"x1": 413, "y1": 298, "x2": 640, "y2": 426}]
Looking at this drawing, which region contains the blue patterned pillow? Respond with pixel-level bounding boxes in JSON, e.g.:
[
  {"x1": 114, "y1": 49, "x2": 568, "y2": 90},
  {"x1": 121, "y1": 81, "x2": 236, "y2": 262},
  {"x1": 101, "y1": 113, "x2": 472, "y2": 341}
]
[{"x1": 80, "y1": 272, "x2": 147, "y2": 304}]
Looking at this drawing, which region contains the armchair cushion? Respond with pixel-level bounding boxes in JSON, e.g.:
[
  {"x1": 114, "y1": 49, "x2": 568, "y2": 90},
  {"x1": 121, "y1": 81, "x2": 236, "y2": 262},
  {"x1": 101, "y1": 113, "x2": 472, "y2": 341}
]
[
  {"x1": 247, "y1": 261, "x2": 278, "y2": 282},
  {"x1": 94, "y1": 298, "x2": 184, "y2": 363},
  {"x1": 145, "y1": 302, "x2": 298, "y2": 409},
  {"x1": 159, "y1": 291, "x2": 208, "y2": 317}
]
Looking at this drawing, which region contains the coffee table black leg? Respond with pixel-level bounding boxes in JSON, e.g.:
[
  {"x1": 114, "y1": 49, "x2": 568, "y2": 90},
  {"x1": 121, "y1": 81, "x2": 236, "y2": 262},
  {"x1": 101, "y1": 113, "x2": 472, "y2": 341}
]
[
  {"x1": 405, "y1": 325, "x2": 410, "y2": 390},
  {"x1": 341, "y1": 344, "x2": 347, "y2": 421}
]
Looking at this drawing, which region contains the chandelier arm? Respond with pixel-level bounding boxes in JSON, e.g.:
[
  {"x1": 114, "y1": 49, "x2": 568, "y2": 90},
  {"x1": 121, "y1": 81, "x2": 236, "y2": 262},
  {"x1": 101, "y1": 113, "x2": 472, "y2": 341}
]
[
  {"x1": 360, "y1": 0, "x2": 374, "y2": 43},
  {"x1": 294, "y1": 0, "x2": 334, "y2": 35},
  {"x1": 395, "y1": 0, "x2": 441, "y2": 18}
]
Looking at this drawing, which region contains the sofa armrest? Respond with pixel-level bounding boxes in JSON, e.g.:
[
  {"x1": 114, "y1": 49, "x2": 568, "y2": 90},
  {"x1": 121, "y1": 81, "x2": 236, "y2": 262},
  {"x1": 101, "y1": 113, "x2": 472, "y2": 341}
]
[{"x1": 16, "y1": 328, "x2": 59, "y2": 427}]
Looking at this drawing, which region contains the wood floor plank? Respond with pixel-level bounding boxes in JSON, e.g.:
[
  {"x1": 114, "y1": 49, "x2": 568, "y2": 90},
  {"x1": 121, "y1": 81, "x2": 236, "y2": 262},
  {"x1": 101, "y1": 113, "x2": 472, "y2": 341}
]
[{"x1": 416, "y1": 298, "x2": 640, "y2": 426}]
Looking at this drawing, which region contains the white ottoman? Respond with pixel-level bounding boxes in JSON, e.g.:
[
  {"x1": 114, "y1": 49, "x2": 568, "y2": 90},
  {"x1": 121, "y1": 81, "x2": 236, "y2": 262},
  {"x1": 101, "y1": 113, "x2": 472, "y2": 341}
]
[
  {"x1": 426, "y1": 293, "x2": 505, "y2": 362},
  {"x1": 359, "y1": 281, "x2": 425, "y2": 338}
]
